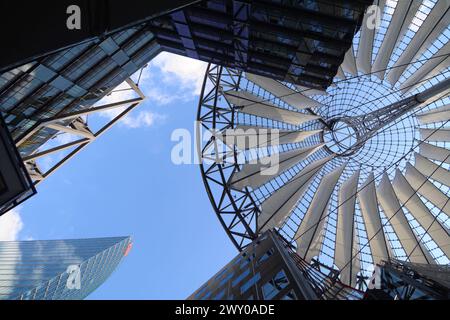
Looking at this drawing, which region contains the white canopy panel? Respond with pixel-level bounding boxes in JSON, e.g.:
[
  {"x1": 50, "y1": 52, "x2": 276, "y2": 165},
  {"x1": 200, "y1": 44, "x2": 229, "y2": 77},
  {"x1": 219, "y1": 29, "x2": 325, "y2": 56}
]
[
  {"x1": 376, "y1": 173, "x2": 433, "y2": 264},
  {"x1": 218, "y1": 125, "x2": 322, "y2": 150},
  {"x1": 246, "y1": 73, "x2": 323, "y2": 109},
  {"x1": 401, "y1": 41, "x2": 450, "y2": 93},
  {"x1": 414, "y1": 153, "x2": 450, "y2": 187},
  {"x1": 296, "y1": 163, "x2": 346, "y2": 259},
  {"x1": 419, "y1": 142, "x2": 450, "y2": 165},
  {"x1": 392, "y1": 170, "x2": 450, "y2": 258},
  {"x1": 335, "y1": 170, "x2": 360, "y2": 286},
  {"x1": 305, "y1": 212, "x2": 328, "y2": 262},
  {"x1": 225, "y1": 89, "x2": 319, "y2": 125},
  {"x1": 258, "y1": 156, "x2": 334, "y2": 232},
  {"x1": 356, "y1": 0, "x2": 386, "y2": 75},
  {"x1": 405, "y1": 163, "x2": 450, "y2": 218},
  {"x1": 358, "y1": 173, "x2": 390, "y2": 264},
  {"x1": 336, "y1": 66, "x2": 346, "y2": 80},
  {"x1": 224, "y1": 89, "x2": 277, "y2": 107},
  {"x1": 419, "y1": 128, "x2": 450, "y2": 142},
  {"x1": 341, "y1": 48, "x2": 358, "y2": 76},
  {"x1": 373, "y1": 0, "x2": 422, "y2": 80},
  {"x1": 294, "y1": 84, "x2": 328, "y2": 97},
  {"x1": 239, "y1": 104, "x2": 319, "y2": 126},
  {"x1": 387, "y1": 2, "x2": 450, "y2": 85},
  {"x1": 231, "y1": 144, "x2": 324, "y2": 190},
  {"x1": 417, "y1": 104, "x2": 450, "y2": 125}
]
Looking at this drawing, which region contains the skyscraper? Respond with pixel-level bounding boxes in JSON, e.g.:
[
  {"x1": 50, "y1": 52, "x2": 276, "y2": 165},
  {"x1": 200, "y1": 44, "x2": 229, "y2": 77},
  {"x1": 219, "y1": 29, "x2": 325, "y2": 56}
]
[
  {"x1": 0, "y1": 236, "x2": 132, "y2": 300},
  {"x1": 188, "y1": 230, "x2": 364, "y2": 300}
]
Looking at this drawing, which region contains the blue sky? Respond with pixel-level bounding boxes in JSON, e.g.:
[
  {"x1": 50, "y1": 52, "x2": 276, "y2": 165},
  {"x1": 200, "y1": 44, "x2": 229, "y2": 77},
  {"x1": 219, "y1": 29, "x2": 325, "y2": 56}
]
[{"x1": 0, "y1": 52, "x2": 238, "y2": 299}]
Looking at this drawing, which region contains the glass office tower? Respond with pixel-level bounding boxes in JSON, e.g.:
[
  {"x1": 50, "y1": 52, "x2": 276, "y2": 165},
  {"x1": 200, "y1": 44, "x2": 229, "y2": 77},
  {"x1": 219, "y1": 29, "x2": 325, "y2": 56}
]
[
  {"x1": 0, "y1": 236, "x2": 132, "y2": 300},
  {"x1": 188, "y1": 230, "x2": 364, "y2": 300}
]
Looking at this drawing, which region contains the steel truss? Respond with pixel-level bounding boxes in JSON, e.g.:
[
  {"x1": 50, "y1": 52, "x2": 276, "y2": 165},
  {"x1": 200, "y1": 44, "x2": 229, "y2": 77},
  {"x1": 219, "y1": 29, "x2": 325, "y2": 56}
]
[
  {"x1": 19, "y1": 78, "x2": 145, "y2": 185},
  {"x1": 197, "y1": 63, "x2": 260, "y2": 250}
]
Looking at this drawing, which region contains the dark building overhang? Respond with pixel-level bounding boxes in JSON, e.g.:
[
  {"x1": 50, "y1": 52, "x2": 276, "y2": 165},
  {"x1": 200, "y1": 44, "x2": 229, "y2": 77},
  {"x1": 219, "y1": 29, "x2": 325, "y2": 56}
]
[
  {"x1": 0, "y1": 114, "x2": 36, "y2": 216},
  {"x1": 0, "y1": 0, "x2": 200, "y2": 73},
  {"x1": 148, "y1": 0, "x2": 373, "y2": 89}
]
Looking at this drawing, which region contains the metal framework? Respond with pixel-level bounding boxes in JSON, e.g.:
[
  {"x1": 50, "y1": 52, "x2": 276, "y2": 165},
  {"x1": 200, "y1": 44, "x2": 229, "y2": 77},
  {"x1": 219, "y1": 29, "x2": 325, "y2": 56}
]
[
  {"x1": 20, "y1": 78, "x2": 145, "y2": 185},
  {"x1": 365, "y1": 259, "x2": 450, "y2": 300},
  {"x1": 150, "y1": 0, "x2": 371, "y2": 88},
  {"x1": 196, "y1": 0, "x2": 450, "y2": 291},
  {"x1": 197, "y1": 64, "x2": 259, "y2": 249}
]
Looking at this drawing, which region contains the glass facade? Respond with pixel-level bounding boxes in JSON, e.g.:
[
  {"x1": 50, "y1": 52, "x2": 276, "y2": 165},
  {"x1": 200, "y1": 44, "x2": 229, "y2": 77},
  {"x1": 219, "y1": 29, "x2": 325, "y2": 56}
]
[
  {"x1": 148, "y1": 0, "x2": 371, "y2": 89},
  {"x1": 0, "y1": 28, "x2": 161, "y2": 157},
  {"x1": 188, "y1": 230, "x2": 364, "y2": 300},
  {"x1": 0, "y1": 0, "x2": 370, "y2": 158},
  {"x1": 0, "y1": 236, "x2": 131, "y2": 300},
  {"x1": 364, "y1": 259, "x2": 450, "y2": 300}
]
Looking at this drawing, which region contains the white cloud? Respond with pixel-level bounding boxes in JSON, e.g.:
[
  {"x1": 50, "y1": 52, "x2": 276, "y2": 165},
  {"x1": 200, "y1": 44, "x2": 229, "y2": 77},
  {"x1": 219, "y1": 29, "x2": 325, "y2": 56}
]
[
  {"x1": 120, "y1": 111, "x2": 167, "y2": 129},
  {"x1": 148, "y1": 52, "x2": 208, "y2": 96},
  {"x1": 93, "y1": 83, "x2": 166, "y2": 129},
  {"x1": 91, "y1": 52, "x2": 207, "y2": 128},
  {"x1": 0, "y1": 208, "x2": 24, "y2": 241}
]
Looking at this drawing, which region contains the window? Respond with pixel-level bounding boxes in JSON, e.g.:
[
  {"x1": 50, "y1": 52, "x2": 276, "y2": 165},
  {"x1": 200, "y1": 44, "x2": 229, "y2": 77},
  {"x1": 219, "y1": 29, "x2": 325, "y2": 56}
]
[
  {"x1": 194, "y1": 284, "x2": 208, "y2": 299},
  {"x1": 262, "y1": 270, "x2": 290, "y2": 300},
  {"x1": 200, "y1": 291, "x2": 212, "y2": 300},
  {"x1": 281, "y1": 290, "x2": 297, "y2": 300},
  {"x1": 257, "y1": 248, "x2": 275, "y2": 266},
  {"x1": 213, "y1": 289, "x2": 226, "y2": 300},
  {"x1": 240, "y1": 273, "x2": 261, "y2": 295},
  {"x1": 214, "y1": 267, "x2": 229, "y2": 281},
  {"x1": 218, "y1": 272, "x2": 234, "y2": 288},
  {"x1": 232, "y1": 268, "x2": 250, "y2": 287}
]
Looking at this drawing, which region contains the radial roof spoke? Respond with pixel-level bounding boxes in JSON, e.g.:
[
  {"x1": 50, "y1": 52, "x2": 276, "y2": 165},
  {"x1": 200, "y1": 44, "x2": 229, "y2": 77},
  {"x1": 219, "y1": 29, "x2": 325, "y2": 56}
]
[
  {"x1": 372, "y1": 0, "x2": 422, "y2": 80},
  {"x1": 258, "y1": 156, "x2": 333, "y2": 233},
  {"x1": 246, "y1": 73, "x2": 323, "y2": 109},
  {"x1": 295, "y1": 163, "x2": 346, "y2": 259},
  {"x1": 414, "y1": 153, "x2": 450, "y2": 187},
  {"x1": 392, "y1": 170, "x2": 450, "y2": 259},
  {"x1": 377, "y1": 172, "x2": 434, "y2": 264},
  {"x1": 231, "y1": 144, "x2": 324, "y2": 190},
  {"x1": 358, "y1": 173, "x2": 390, "y2": 264},
  {"x1": 405, "y1": 163, "x2": 450, "y2": 218},
  {"x1": 400, "y1": 42, "x2": 450, "y2": 93},
  {"x1": 419, "y1": 142, "x2": 450, "y2": 165},
  {"x1": 387, "y1": 2, "x2": 450, "y2": 86},
  {"x1": 335, "y1": 170, "x2": 360, "y2": 286},
  {"x1": 417, "y1": 103, "x2": 450, "y2": 125}
]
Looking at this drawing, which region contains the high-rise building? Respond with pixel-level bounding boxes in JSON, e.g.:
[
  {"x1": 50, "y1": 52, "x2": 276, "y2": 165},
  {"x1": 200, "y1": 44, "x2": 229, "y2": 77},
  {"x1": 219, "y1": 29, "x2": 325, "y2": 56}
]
[
  {"x1": 188, "y1": 230, "x2": 364, "y2": 300},
  {"x1": 364, "y1": 259, "x2": 450, "y2": 300},
  {"x1": 0, "y1": 236, "x2": 132, "y2": 300},
  {"x1": 0, "y1": 0, "x2": 369, "y2": 215}
]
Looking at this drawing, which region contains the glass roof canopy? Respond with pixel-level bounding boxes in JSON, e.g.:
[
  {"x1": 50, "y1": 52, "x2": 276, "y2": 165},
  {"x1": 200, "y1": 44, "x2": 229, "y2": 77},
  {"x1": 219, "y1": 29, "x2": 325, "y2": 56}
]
[{"x1": 197, "y1": 0, "x2": 450, "y2": 289}]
